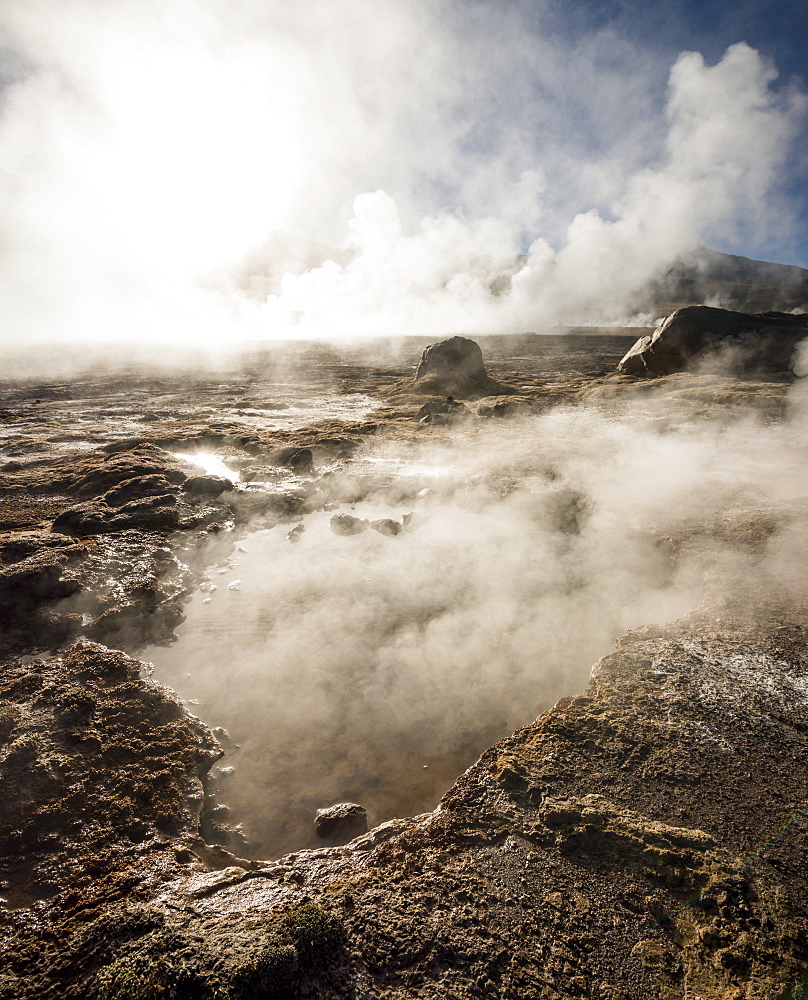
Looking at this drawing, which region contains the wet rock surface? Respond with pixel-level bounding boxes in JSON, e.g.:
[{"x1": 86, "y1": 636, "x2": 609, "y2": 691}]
[
  {"x1": 2, "y1": 611, "x2": 807, "y2": 998},
  {"x1": 1, "y1": 334, "x2": 807, "y2": 997},
  {"x1": 618, "y1": 305, "x2": 808, "y2": 375},
  {"x1": 183, "y1": 474, "x2": 234, "y2": 496}
]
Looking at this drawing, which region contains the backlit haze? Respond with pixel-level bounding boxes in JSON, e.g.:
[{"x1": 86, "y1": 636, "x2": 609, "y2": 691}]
[{"x1": 0, "y1": 0, "x2": 806, "y2": 346}]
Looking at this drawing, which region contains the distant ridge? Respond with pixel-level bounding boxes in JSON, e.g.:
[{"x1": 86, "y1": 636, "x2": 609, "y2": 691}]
[
  {"x1": 640, "y1": 246, "x2": 808, "y2": 314},
  {"x1": 230, "y1": 231, "x2": 808, "y2": 316}
]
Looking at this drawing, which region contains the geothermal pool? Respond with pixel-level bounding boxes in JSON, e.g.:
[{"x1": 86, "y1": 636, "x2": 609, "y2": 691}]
[{"x1": 142, "y1": 408, "x2": 708, "y2": 859}]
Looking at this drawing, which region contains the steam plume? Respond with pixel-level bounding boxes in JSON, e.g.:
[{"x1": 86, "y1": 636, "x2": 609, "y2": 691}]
[{"x1": 0, "y1": 2, "x2": 804, "y2": 345}]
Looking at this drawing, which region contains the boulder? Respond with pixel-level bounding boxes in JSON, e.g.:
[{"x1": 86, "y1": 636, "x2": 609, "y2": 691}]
[
  {"x1": 330, "y1": 513, "x2": 368, "y2": 536},
  {"x1": 314, "y1": 802, "x2": 368, "y2": 843},
  {"x1": 617, "y1": 306, "x2": 808, "y2": 376},
  {"x1": 412, "y1": 337, "x2": 511, "y2": 399},
  {"x1": 182, "y1": 475, "x2": 234, "y2": 497}
]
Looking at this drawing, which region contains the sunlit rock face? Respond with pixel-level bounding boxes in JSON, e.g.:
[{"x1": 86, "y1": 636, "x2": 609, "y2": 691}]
[
  {"x1": 314, "y1": 802, "x2": 368, "y2": 844},
  {"x1": 413, "y1": 336, "x2": 511, "y2": 399},
  {"x1": 618, "y1": 305, "x2": 808, "y2": 375}
]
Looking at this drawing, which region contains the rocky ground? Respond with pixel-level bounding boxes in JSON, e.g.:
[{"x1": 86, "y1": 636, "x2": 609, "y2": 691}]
[{"x1": 1, "y1": 332, "x2": 807, "y2": 998}]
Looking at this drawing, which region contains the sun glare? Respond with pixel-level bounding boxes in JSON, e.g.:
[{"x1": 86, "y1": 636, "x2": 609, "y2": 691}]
[{"x1": 93, "y1": 40, "x2": 301, "y2": 275}]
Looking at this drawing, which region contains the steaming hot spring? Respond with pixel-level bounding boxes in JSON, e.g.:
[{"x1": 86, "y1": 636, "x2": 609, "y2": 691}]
[
  {"x1": 110, "y1": 328, "x2": 803, "y2": 859},
  {"x1": 4, "y1": 318, "x2": 808, "y2": 998}
]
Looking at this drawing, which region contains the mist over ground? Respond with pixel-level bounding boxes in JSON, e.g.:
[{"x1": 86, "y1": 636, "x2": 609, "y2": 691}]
[
  {"x1": 144, "y1": 357, "x2": 808, "y2": 856},
  {"x1": 0, "y1": 0, "x2": 806, "y2": 347}
]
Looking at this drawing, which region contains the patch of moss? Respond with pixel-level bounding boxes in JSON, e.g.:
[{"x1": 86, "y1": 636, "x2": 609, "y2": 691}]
[
  {"x1": 229, "y1": 940, "x2": 298, "y2": 999},
  {"x1": 92, "y1": 956, "x2": 207, "y2": 1000},
  {"x1": 780, "y1": 982, "x2": 808, "y2": 1000},
  {"x1": 280, "y1": 902, "x2": 346, "y2": 968},
  {"x1": 0, "y1": 703, "x2": 20, "y2": 742},
  {"x1": 55, "y1": 686, "x2": 97, "y2": 726},
  {"x1": 93, "y1": 959, "x2": 164, "y2": 1000}
]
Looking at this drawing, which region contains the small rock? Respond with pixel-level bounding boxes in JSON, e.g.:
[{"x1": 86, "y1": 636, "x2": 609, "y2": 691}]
[
  {"x1": 369, "y1": 518, "x2": 402, "y2": 537},
  {"x1": 287, "y1": 523, "x2": 305, "y2": 544},
  {"x1": 314, "y1": 802, "x2": 368, "y2": 843},
  {"x1": 183, "y1": 475, "x2": 234, "y2": 496},
  {"x1": 330, "y1": 513, "x2": 368, "y2": 536}
]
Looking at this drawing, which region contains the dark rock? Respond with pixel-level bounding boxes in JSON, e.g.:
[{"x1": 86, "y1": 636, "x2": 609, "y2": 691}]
[
  {"x1": 369, "y1": 518, "x2": 402, "y2": 536},
  {"x1": 0, "y1": 549, "x2": 81, "y2": 607},
  {"x1": 271, "y1": 447, "x2": 314, "y2": 473},
  {"x1": 412, "y1": 337, "x2": 511, "y2": 399},
  {"x1": 1, "y1": 461, "x2": 22, "y2": 472},
  {"x1": 330, "y1": 513, "x2": 368, "y2": 536},
  {"x1": 415, "y1": 397, "x2": 471, "y2": 424},
  {"x1": 617, "y1": 306, "x2": 808, "y2": 375},
  {"x1": 72, "y1": 445, "x2": 188, "y2": 497},
  {"x1": 287, "y1": 523, "x2": 305, "y2": 544},
  {"x1": 182, "y1": 475, "x2": 234, "y2": 496},
  {"x1": 103, "y1": 474, "x2": 176, "y2": 506},
  {"x1": 314, "y1": 802, "x2": 368, "y2": 843},
  {"x1": 52, "y1": 495, "x2": 180, "y2": 537}
]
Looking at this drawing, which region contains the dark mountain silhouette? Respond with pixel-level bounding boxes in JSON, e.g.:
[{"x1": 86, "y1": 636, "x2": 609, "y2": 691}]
[
  {"x1": 638, "y1": 245, "x2": 808, "y2": 314},
  {"x1": 229, "y1": 231, "x2": 808, "y2": 316}
]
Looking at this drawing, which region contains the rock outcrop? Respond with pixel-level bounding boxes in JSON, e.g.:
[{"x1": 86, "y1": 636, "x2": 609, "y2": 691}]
[
  {"x1": 412, "y1": 337, "x2": 511, "y2": 398},
  {"x1": 52, "y1": 491, "x2": 180, "y2": 536},
  {"x1": 3, "y1": 612, "x2": 808, "y2": 998},
  {"x1": 617, "y1": 306, "x2": 808, "y2": 375}
]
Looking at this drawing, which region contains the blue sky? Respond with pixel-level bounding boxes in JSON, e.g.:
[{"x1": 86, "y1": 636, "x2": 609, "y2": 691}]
[
  {"x1": 461, "y1": 0, "x2": 808, "y2": 266},
  {"x1": 593, "y1": 0, "x2": 808, "y2": 265}
]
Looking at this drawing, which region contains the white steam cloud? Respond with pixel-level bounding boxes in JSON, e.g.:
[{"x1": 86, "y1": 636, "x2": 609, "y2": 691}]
[
  {"x1": 0, "y1": 1, "x2": 805, "y2": 345},
  {"x1": 146, "y1": 379, "x2": 808, "y2": 857}
]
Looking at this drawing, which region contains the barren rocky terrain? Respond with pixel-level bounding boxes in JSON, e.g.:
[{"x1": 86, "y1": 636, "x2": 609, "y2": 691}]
[{"x1": 1, "y1": 325, "x2": 807, "y2": 998}]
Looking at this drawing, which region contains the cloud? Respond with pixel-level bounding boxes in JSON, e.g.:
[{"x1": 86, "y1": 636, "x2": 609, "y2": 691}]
[
  {"x1": 264, "y1": 44, "x2": 806, "y2": 336},
  {"x1": 0, "y1": 2, "x2": 804, "y2": 345}
]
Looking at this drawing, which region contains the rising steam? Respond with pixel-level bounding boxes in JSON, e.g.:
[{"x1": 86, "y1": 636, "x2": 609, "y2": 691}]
[
  {"x1": 0, "y1": 1, "x2": 804, "y2": 345},
  {"x1": 145, "y1": 371, "x2": 808, "y2": 856}
]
